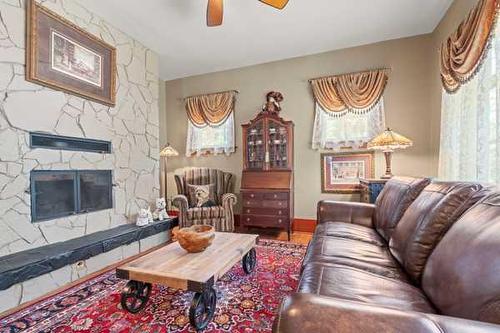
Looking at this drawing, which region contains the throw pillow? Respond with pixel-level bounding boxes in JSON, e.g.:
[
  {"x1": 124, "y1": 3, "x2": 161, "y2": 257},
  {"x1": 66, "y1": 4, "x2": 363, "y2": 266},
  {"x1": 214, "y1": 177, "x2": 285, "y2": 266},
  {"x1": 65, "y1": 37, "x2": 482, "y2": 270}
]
[{"x1": 186, "y1": 183, "x2": 217, "y2": 208}]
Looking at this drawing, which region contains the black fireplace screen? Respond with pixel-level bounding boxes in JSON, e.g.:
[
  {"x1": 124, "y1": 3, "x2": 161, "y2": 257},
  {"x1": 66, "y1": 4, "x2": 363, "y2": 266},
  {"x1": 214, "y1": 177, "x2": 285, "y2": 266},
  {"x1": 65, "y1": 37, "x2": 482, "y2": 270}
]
[{"x1": 30, "y1": 170, "x2": 113, "y2": 222}]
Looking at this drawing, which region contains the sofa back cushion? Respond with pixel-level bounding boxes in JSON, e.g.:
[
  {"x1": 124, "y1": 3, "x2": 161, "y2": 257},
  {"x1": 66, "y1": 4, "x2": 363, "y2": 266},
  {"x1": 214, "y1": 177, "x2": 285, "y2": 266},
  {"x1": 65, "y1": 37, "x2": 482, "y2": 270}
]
[
  {"x1": 374, "y1": 176, "x2": 430, "y2": 241},
  {"x1": 389, "y1": 182, "x2": 489, "y2": 284},
  {"x1": 421, "y1": 193, "x2": 500, "y2": 324}
]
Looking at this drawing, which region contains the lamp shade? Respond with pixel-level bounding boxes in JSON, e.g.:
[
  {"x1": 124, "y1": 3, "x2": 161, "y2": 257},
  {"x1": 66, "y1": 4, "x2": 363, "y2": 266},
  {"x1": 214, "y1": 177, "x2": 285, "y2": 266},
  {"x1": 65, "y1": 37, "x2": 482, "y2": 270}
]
[
  {"x1": 367, "y1": 128, "x2": 413, "y2": 151},
  {"x1": 160, "y1": 144, "x2": 179, "y2": 157}
]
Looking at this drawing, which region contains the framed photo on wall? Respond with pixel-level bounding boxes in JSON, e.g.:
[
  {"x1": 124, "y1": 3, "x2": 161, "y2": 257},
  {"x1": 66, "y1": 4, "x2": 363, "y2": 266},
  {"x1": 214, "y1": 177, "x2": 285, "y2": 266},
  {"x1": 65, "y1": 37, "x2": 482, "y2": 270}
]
[
  {"x1": 321, "y1": 151, "x2": 375, "y2": 194},
  {"x1": 26, "y1": 0, "x2": 116, "y2": 106}
]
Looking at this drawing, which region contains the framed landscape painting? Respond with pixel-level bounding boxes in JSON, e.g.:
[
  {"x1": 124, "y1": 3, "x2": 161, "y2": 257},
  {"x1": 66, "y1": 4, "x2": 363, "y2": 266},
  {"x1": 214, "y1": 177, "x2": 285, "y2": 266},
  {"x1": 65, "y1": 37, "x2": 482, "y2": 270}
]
[
  {"x1": 321, "y1": 152, "x2": 374, "y2": 194},
  {"x1": 26, "y1": 0, "x2": 116, "y2": 106}
]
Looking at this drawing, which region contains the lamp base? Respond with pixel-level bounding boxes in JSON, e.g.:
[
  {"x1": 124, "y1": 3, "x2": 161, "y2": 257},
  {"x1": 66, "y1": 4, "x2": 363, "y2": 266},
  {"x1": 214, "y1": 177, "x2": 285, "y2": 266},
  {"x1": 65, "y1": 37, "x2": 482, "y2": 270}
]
[
  {"x1": 380, "y1": 173, "x2": 393, "y2": 179},
  {"x1": 381, "y1": 150, "x2": 394, "y2": 180}
]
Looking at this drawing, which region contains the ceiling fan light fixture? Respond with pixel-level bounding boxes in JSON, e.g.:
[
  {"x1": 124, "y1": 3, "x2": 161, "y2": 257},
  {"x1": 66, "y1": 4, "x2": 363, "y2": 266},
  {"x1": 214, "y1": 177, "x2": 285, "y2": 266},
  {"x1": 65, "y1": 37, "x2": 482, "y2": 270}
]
[
  {"x1": 207, "y1": 0, "x2": 223, "y2": 27},
  {"x1": 259, "y1": 0, "x2": 289, "y2": 10}
]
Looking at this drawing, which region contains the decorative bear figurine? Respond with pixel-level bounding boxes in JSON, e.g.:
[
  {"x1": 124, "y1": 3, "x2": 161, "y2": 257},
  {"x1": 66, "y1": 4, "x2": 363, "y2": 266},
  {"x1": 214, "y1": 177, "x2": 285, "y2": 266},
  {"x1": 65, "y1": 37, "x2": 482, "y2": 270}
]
[
  {"x1": 136, "y1": 207, "x2": 153, "y2": 226},
  {"x1": 155, "y1": 197, "x2": 169, "y2": 220}
]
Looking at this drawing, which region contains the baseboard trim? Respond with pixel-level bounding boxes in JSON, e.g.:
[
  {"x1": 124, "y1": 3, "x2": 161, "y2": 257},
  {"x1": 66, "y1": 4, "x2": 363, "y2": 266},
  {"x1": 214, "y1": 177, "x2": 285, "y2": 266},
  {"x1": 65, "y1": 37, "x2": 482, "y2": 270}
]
[
  {"x1": 293, "y1": 218, "x2": 317, "y2": 233},
  {"x1": 0, "y1": 241, "x2": 170, "y2": 319}
]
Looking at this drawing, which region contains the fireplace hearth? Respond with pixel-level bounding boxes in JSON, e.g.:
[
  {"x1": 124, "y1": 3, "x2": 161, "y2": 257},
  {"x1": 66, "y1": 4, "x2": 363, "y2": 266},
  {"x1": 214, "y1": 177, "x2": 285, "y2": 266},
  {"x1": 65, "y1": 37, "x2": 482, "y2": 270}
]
[{"x1": 30, "y1": 170, "x2": 113, "y2": 222}]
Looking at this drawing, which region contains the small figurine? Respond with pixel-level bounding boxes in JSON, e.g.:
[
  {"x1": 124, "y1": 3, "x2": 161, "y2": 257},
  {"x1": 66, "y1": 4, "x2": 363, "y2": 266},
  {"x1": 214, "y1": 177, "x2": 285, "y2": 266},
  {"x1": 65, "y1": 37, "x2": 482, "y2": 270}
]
[
  {"x1": 262, "y1": 91, "x2": 284, "y2": 114},
  {"x1": 136, "y1": 207, "x2": 153, "y2": 226},
  {"x1": 154, "y1": 197, "x2": 169, "y2": 220}
]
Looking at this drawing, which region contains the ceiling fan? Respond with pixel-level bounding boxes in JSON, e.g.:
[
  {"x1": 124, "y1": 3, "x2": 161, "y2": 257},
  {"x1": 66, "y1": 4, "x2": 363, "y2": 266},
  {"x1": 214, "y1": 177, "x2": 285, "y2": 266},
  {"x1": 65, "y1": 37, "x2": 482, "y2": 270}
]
[{"x1": 207, "y1": 0, "x2": 289, "y2": 27}]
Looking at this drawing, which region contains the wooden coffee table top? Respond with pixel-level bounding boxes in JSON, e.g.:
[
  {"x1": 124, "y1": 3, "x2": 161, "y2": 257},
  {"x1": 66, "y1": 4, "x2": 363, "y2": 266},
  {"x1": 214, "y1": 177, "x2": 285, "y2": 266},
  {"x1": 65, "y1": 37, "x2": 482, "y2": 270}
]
[{"x1": 116, "y1": 232, "x2": 258, "y2": 292}]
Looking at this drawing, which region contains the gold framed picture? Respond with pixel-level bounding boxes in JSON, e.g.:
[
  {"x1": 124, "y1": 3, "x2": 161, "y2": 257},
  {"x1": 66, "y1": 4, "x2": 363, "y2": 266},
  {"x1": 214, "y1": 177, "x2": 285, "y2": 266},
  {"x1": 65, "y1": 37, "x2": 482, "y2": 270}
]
[
  {"x1": 321, "y1": 151, "x2": 375, "y2": 194},
  {"x1": 26, "y1": 0, "x2": 116, "y2": 106}
]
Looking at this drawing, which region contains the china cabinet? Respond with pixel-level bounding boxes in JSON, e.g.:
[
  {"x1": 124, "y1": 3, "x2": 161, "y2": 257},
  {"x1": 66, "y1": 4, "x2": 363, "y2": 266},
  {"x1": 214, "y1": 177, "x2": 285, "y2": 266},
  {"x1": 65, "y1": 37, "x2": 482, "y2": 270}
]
[{"x1": 240, "y1": 92, "x2": 294, "y2": 240}]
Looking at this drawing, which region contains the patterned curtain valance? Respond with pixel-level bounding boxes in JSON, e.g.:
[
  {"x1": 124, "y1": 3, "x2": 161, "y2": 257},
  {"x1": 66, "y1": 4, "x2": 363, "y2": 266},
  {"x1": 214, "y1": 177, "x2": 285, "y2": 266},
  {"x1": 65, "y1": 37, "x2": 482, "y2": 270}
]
[
  {"x1": 185, "y1": 90, "x2": 237, "y2": 127},
  {"x1": 440, "y1": 0, "x2": 499, "y2": 93},
  {"x1": 310, "y1": 69, "x2": 389, "y2": 115}
]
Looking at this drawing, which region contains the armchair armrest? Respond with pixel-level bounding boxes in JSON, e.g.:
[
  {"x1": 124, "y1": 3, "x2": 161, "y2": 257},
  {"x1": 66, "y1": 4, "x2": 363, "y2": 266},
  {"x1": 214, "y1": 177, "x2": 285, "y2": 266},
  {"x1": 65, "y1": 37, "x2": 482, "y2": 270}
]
[
  {"x1": 222, "y1": 193, "x2": 237, "y2": 232},
  {"x1": 317, "y1": 200, "x2": 375, "y2": 228},
  {"x1": 172, "y1": 195, "x2": 189, "y2": 228},
  {"x1": 274, "y1": 294, "x2": 500, "y2": 333}
]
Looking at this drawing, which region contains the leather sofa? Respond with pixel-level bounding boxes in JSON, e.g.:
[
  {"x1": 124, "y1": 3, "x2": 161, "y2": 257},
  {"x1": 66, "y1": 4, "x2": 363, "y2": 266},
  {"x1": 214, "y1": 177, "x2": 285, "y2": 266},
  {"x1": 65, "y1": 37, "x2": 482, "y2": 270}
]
[{"x1": 274, "y1": 177, "x2": 500, "y2": 332}]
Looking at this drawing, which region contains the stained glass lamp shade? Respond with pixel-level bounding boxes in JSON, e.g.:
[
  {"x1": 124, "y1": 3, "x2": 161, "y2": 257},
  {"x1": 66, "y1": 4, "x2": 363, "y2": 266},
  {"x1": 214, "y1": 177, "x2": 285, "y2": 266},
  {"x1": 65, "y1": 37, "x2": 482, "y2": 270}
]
[{"x1": 367, "y1": 128, "x2": 413, "y2": 179}]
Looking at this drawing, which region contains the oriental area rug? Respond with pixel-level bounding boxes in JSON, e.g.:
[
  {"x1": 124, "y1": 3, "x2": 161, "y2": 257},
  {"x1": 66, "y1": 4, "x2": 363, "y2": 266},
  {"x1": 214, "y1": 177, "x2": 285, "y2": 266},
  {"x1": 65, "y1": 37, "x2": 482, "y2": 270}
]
[{"x1": 0, "y1": 239, "x2": 306, "y2": 333}]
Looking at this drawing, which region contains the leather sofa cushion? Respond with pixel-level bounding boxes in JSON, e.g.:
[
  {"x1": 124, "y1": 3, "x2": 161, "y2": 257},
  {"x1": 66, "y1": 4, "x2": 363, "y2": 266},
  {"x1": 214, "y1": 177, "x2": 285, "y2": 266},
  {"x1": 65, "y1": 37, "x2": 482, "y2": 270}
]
[
  {"x1": 389, "y1": 182, "x2": 489, "y2": 284},
  {"x1": 314, "y1": 222, "x2": 386, "y2": 246},
  {"x1": 303, "y1": 236, "x2": 406, "y2": 280},
  {"x1": 275, "y1": 293, "x2": 500, "y2": 333},
  {"x1": 422, "y1": 193, "x2": 500, "y2": 325},
  {"x1": 298, "y1": 263, "x2": 435, "y2": 314},
  {"x1": 374, "y1": 176, "x2": 430, "y2": 241}
]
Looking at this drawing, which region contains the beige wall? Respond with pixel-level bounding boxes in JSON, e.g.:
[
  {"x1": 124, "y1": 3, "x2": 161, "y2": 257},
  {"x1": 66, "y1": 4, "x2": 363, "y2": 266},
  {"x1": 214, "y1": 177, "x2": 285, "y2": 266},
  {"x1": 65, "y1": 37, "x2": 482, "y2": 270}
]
[
  {"x1": 161, "y1": 0, "x2": 479, "y2": 219},
  {"x1": 162, "y1": 34, "x2": 437, "y2": 219}
]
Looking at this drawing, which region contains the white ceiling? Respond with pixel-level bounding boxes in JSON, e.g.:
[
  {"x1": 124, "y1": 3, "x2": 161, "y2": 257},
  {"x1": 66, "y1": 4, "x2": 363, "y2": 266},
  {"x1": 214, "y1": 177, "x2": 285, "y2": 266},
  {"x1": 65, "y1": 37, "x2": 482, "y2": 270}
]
[{"x1": 80, "y1": 0, "x2": 453, "y2": 80}]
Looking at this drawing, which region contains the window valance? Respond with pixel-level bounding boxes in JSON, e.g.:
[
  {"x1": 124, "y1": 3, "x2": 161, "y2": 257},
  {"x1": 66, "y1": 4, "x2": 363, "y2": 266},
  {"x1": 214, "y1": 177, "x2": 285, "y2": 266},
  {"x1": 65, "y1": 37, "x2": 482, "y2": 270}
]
[
  {"x1": 309, "y1": 69, "x2": 389, "y2": 115},
  {"x1": 185, "y1": 90, "x2": 237, "y2": 127},
  {"x1": 440, "y1": 0, "x2": 499, "y2": 93}
]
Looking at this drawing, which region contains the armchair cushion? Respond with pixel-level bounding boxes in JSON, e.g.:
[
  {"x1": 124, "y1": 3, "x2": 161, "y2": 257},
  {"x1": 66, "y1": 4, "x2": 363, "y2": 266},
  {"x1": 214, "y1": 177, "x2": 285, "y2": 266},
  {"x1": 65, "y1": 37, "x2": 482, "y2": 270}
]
[{"x1": 186, "y1": 183, "x2": 217, "y2": 208}]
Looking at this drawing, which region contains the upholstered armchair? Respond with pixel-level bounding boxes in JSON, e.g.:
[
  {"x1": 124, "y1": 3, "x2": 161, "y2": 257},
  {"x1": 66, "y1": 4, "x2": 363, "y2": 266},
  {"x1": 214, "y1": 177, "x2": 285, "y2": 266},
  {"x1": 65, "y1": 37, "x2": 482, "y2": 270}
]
[{"x1": 172, "y1": 168, "x2": 237, "y2": 232}]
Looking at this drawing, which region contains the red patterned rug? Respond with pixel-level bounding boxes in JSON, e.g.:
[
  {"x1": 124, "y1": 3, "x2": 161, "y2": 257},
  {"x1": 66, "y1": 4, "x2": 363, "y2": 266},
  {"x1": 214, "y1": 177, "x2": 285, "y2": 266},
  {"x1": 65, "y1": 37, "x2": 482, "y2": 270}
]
[{"x1": 0, "y1": 239, "x2": 305, "y2": 333}]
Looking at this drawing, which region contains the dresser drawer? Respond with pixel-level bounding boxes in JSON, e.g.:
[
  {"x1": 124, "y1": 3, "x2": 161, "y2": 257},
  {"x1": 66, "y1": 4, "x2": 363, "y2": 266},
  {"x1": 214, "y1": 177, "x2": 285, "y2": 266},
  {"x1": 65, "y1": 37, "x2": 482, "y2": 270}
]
[
  {"x1": 263, "y1": 192, "x2": 288, "y2": 200},
  {"x1": 242, "y1": 207, "x2": 288, "y2": 216},
  {"x1": 242, "y1": 192, "x2": 262, "y2": 200},
  {"x1": 242, "y1": 199, "x2": 263, "y2": 208},
  {"x1": 242, "y1": 215, "x2": 289, "y2": 227},
  {"x1": 262, "y1": 200, "x2": 288, "y2": 209}
]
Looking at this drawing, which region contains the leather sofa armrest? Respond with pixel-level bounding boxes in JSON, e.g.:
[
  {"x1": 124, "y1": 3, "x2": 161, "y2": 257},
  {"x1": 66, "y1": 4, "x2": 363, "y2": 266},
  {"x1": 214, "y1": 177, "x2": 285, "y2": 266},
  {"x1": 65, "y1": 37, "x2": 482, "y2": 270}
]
[
  {"x1": 273, "y1": 294, "x2": 500, "y2": 333},
  {"x1": 317, "y1": 200, "x2": 375, "y2": 228}
]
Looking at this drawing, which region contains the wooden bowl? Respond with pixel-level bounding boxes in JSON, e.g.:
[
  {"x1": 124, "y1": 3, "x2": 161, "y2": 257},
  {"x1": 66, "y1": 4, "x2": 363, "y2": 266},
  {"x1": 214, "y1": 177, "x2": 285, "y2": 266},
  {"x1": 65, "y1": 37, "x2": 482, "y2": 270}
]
[{"x1": 172, "y1": 225, "x2": 215, "y2": 253}]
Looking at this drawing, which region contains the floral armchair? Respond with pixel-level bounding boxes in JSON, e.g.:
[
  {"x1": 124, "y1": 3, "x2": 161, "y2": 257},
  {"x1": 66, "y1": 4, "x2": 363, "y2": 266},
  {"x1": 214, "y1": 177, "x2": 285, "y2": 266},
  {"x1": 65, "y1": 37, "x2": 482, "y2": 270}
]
[{"x1": 172, "y1": 168, "x2": 237, "y2": 232}]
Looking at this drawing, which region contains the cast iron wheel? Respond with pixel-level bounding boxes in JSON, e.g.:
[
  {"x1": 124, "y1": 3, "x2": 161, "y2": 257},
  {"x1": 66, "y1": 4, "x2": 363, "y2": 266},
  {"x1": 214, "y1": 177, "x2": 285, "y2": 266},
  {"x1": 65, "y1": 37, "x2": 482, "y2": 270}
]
[
  {"x1": 120, "y1": 280, "x2": 152, "y2": 313},
  {"x1": 242, "y1": 248, "x2": 257, "y2": 274},
  {"x1": 189, "y1": 287, "x2": 217, "y2": 330}
]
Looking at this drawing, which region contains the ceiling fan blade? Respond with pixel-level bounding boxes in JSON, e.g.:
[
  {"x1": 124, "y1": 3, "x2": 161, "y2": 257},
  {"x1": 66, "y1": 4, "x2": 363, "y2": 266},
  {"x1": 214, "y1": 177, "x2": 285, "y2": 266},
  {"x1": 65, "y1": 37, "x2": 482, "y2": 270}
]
[
  {"x1": 259, "y1": 0, "x2": 289, "y2": 10},
  {"x1": 207, "y1": 0, "x2": 223, "y2": 26}
]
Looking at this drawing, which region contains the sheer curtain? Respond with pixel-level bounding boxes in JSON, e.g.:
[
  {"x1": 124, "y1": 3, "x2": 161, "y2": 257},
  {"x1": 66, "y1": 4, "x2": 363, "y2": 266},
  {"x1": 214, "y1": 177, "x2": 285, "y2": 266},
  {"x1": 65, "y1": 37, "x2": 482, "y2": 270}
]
[
  {"x1": 312, "y1": 98, "x2": 386, "y2": 150},
  {"x1": 439, "y1": 24, "x2": 500, "y2": 184},
  {"x1": 186, "y1": 112, "x2": 235, "y2": 157}
]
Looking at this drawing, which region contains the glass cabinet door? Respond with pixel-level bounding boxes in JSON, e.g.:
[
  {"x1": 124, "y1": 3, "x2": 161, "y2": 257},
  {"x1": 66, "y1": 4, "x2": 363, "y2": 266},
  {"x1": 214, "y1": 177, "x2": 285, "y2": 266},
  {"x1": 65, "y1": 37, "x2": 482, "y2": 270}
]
[
  {"x1": 246, "y1": 120, "x2": 265, "y2": 169},
  {"x1": 267, "y1": 120, "x2": 289, "y2": 169}
]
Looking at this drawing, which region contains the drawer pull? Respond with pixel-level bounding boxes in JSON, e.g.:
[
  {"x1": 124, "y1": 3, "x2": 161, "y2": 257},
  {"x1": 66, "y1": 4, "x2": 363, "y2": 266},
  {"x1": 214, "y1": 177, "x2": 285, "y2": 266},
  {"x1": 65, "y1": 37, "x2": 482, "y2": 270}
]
[
  {"x1": 246, "y1": 218, "x2": 250, "y2": 222},
  {"x1": 250, "y1": 194, "x2": 255, "y2": 198},
  {"x1": 246, "y1": 209, "x2": 250, "y2": 213},
  {"x1": 278, "y1": 219, "x2": 282, "y2": 223},
  {"x1": 278, "y1": 202, "x2": 282, "y2": 206},
  {"x1": 278, "y1": 211, "x2": 282, "y2": 215},
  {"x1": 246, "y1": 201, "x2": 250, "y2": 205},
  {"x1": 273, "y1": 194, "x2": 277, "y2": 198}
]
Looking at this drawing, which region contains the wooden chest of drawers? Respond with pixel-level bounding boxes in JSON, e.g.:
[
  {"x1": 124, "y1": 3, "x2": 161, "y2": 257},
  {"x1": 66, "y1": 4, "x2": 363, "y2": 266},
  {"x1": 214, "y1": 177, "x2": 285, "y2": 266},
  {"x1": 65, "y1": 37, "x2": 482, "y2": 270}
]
[{"x1": 241, "y1": 189, "x2": 292, "y2": 238}]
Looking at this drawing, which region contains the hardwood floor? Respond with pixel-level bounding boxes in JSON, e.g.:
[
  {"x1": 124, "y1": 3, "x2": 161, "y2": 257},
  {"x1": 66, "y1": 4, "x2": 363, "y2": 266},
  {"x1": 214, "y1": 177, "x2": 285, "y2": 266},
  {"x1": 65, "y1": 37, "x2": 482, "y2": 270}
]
[{"x1": 236, "y1": 226, "x2": 312, "y2": 245}]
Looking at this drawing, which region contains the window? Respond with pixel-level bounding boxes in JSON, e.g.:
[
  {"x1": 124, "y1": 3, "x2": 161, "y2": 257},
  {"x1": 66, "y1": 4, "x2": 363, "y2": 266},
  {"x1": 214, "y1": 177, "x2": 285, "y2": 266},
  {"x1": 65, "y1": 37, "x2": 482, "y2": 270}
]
[
  {"x1": 186, "y1": 112, "x2": 235, "y2": 156},
  {"x1": 438, "y1": 23, "x2": 500, "y2": 184},
  {"x1": 312, "y1": 99, "x2": 386, "y2": 150}
]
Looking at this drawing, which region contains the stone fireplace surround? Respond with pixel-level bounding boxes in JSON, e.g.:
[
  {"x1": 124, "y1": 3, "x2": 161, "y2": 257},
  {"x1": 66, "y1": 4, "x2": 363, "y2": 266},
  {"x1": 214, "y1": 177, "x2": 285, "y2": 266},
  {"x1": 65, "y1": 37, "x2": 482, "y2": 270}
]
[{"x1": 0, "y1": 0, "x2": 166, "y2": 313}]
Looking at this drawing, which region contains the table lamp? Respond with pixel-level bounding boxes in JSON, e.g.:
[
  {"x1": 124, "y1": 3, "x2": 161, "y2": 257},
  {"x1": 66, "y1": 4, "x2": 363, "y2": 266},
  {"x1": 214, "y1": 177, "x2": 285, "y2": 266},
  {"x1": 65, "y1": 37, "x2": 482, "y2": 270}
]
[
  {"x1": 160, "y1": 143, "x2": 179, "y2": 201},
  {"x1": 367, "y1": 128, "x2": 413, "y2": 179}
]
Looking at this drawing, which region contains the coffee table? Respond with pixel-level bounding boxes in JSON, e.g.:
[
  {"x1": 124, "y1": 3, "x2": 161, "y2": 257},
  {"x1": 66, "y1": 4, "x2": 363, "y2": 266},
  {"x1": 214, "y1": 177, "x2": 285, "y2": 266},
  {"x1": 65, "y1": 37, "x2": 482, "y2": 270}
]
[{"x1": 116, "y1": 232, "x2": 259, "y2": 330}]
